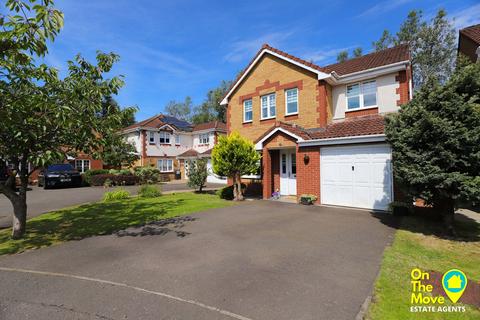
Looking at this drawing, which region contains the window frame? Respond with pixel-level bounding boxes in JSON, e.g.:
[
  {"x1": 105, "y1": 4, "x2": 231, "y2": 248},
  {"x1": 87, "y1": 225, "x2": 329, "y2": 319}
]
[
  {"x1": 159, "y1": 131, "x2": 170, "y2": 144},
  {"x1": 345, "y1": 80, "x2": 377, "y2": 111},
  {"x1": 243, "y1": 99, "x2": 253, "y2": 123},
  {"x1": 260, "y1": 93, "x2": 276, "y2": 120},
  {"x1": 75, "y1": 159, "x2": 90, "y2": 173},
  {"x1": 175, "y1": 134, "x2": 180, "y2": 145},
  {"x1": 157, "y1": 159, "x2": 174, "y2": 173},
  {"x1": 284, "y1": 87, "x2": 299, "y2": 116},
  {"x1": 199, "y1": 133, "x2": 209, "y2": 145},
  {"x1": 148, "y1": 131, "x2": 155, "y2": 144}
]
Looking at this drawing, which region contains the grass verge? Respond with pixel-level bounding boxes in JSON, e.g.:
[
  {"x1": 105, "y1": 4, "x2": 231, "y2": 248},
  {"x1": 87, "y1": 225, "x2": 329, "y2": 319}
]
[
  {"x1": 0, "y1": 192, "x2": 234, "y2": 255},
  {"x1": 367, "y1": 214, "x2": 480, "y2": 319}
]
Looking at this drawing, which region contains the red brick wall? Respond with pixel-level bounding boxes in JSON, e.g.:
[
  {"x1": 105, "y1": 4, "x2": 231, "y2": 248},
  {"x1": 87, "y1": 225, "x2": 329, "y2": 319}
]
[
  {"x1": 316, "y1": 80, "x2": 328, "y2": 127},
  {"x1": 271, "y1": 150, "x2": 280, "y2": 194},
  {"x1": 296, "y1": 146, "x2": 320, "y2": 203},
  {"x1": 396, "y1": 70, "x2": 410, "y2": 106},
  {"x1": 345, "y1": 107, "x2": 379, "y2": 118}
]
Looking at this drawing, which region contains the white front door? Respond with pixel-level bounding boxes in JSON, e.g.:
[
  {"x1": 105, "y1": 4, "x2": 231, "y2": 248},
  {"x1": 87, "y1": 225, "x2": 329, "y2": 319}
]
[
  {"x1": 320, "y1": 144, "x2": 393, "y2": 210},
  {"x1": 280, "y1": 150, "x2": 297, "y2": 195}
]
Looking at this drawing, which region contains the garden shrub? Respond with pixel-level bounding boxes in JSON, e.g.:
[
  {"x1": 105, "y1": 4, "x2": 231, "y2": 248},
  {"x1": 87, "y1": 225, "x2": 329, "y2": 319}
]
[
  {"x1": 83, "y1": 169, "x2": 109, "y2": 185},
  {"x1": 138, "y1": 184, "x2": 162, "y2": 198},
  {"x1": 108, "y1": 169, "x2": 131, "y2": 175},
  {"x1": 216, "y1": 183, "x2": 246, "y2": 200},
  {"x1": 134, "y1": 166, "x2": 161, "y2": 184},
  {"x1": 103, "y1": 188, "x2": 130, "y2": 202},
  {"x1": 90, "y1": 174, "x2": 139, "y2": 186}
]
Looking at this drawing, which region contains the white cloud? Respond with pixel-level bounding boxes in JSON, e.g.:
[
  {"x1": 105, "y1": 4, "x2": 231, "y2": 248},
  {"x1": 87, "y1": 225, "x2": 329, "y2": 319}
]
[
  {"x1": 451, "y1": 4, "x2": 480, "y2": 30},
  {"x1": 223, "y1": 31, "x2": 294, "y2": 62},
  {"x1": 358, "y1": 0, "x2": 414, "y2": 18},
  {"x1": 300, "y1": 46, "x2": 357, "y2": 64}
]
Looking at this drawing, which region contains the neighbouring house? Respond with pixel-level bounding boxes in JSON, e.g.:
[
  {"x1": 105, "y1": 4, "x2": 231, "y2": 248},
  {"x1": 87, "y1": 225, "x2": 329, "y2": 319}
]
[
  {"x1": 458, "y1": 24, "x2": 480, "y2": 63},
  {"x1": 121, "y1": 115, "x2": 227, "y2": 183},
  {"x1": 221, "y1": 43, "x2": 412, "y2": 210}
]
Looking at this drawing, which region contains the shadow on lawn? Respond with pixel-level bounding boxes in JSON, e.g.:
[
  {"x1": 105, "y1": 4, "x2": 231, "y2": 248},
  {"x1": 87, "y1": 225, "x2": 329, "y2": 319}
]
[
  {"x1": 0, "y1": 198, "x2": 190, "y2": 254},
  {"x1": 369, "y1": 207, "x2": 480, "y2": 242}
]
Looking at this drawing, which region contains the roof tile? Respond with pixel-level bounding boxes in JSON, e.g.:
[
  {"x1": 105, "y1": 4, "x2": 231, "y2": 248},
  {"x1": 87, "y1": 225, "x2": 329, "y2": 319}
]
[{"x1": 460, "y1": 24, "x2": 480, "y2": 45}]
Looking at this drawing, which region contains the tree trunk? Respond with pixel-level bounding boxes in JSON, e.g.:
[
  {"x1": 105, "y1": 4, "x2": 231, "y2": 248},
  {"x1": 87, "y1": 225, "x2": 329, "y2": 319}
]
[
  {"x1": 234, "y1": 172, "x2": 244, "y2": 201},
  {"x1": 11, "y1": 197, "x2": 27, "y2": 239},
  {"x1": 437, "y1": 196, "x2": 456, "y2": 236}
]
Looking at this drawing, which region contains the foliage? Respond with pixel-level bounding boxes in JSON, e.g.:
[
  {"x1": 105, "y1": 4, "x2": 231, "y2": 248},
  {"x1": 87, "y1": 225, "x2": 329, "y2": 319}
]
[
  {"x1": 83, "y1": 169, "x2": 110, "y2": 185},
  {"x1": 299, "y1": 194, "x2": 317, "y2": 205},
  {"x1": 385, "y1": 63, "x2": 480, "y2": 231},
  {"x1": 0, "y1": 193, "x2": 234, "y2": 255},
  {"x1": 373, "y1": 9, "x2": 456, "y2": 89},
  {"x1": 216, "y1": 183, "x2": 246, "y2": 200},
  {"x1": 108, "y1": 169, "x2": 131, "y2": 175},
  {"x1": 133, "y1": 166, "x2": 161, "y2": 184},
  {"x1": 165, "y1": 96, "x2": 192, "y2": 121},
  {"x1": 191, "y1": 80, "x2": 232, "y2": 124},
  {"x1": 0, "y1": 0, "x2": 136, "y2": 238},
  {"x1": 138, "y1": 184, "x2": 162, "y2": 198},
  {"x1": 336, "y1": 50, "x2": 348, "y2": 62},
  {"x1": 186, "y1": 159, "x2": 208, "y2": 192},
  {"x1": 103, "y1": 188, "x2": 130, "y2": 202},
  {"x1": 352, "y1": 47, "x2": 363, "y2": 58},
  {"x1": 212, "y1": 132, "x2": 260, "y2": 200},
  {"x1": 90, "y1": 174, "x2": 139, "y2": 186},
  {"x1": 367, "y1": 215, "x2": 480, "y2": 319}
]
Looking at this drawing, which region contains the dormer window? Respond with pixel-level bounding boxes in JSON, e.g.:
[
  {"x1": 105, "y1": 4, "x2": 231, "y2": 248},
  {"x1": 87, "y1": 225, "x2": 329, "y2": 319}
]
[
  {"x1": 199, "y1": 133, "x2": 209, "y2": 144},
  {"x1": 346, "y1": 80, "x2": 377, "y2": 110},
  {"x1": 159, "y1": 131, "x2": 170, "y2": 144}
]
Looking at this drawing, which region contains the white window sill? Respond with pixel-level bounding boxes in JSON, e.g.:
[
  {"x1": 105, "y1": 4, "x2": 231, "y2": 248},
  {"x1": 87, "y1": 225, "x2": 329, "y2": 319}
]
[
  {"x1": 260, "y1": 116, "x2": 276, "y2": 121},
  {"x1": 285, "y1": 112, "x2": 298, "y2": 116},
  {"x1": 346, "y1": 105, "x2": 378, "y2": 112},
  {"x1": 243, "y1": 120, "x2": 253, "y2": 124}
]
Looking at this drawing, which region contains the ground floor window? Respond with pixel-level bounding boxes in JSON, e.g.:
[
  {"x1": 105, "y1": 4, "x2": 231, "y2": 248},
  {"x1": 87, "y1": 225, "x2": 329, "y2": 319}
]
[
  {"x1": 75, "y1": 159, "x2": 90, "y2": 173},
  {"x1": 157, "y1": 159, "x2": 173, "y2": 172}
]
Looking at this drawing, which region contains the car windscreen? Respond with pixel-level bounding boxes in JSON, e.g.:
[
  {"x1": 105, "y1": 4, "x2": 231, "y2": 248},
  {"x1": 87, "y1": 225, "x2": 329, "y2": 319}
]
[{"x1": 47, "y1": 164, "x2": 74, "y2": 171}]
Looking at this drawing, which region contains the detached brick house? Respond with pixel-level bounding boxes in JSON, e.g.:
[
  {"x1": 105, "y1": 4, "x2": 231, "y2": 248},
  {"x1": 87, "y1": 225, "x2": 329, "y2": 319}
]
[
  {"x1": 221, "y1": 44, "x2": 412, "y2": 210},
  {"x1": 458, "y1": 24, "x2": 480, "y2": 63},
  {"x1": 122, "y1": 115, "x2": 227, "y2": 183}
]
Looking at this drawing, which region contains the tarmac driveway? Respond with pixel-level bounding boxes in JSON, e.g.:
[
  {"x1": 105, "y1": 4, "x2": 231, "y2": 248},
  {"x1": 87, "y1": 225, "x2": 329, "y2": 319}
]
[{"x1": 0, "y1": 201, "x2": 396, "y2": 320}]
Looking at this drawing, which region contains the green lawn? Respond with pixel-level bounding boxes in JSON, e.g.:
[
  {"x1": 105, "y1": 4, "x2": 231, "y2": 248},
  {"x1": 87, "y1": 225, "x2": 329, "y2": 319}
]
[
  {"x1": 367, "y1": 214, "x2": 480, "y2": 320},
  {"x1": 0, "y1": 192, "x2": 234, "y2": 255}
]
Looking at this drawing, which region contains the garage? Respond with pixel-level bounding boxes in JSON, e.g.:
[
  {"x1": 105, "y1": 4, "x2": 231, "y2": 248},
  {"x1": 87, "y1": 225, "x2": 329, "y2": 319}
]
[{"x1": 320, "y1": 144, "x2": 393, "y2": 211}]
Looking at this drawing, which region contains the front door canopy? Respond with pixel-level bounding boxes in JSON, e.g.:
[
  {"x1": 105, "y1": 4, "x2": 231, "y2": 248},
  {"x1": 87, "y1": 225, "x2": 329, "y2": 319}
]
[{"x1": 255, "y1": 127, "x2": 305, "y2": 150}]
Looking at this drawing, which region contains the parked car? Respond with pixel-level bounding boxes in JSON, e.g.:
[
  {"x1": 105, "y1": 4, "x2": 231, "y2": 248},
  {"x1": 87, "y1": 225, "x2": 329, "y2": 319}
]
[{"x1": 38, "y1": 164, "x2": 82, "y2": 189}]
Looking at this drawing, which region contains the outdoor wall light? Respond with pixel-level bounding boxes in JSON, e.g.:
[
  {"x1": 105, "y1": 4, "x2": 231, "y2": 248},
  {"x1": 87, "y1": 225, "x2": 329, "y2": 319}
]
[{"x1": 303, "y1": 154, "x2": 310, "y2": 164}]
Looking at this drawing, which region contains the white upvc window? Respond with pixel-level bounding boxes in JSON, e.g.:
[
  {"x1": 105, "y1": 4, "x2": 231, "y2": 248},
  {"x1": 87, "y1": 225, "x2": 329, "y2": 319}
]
[
  {"x1": 285, "y1": 88, "x2": 298, "y2": 115},
  {"x1": 199, "y1": 133, "x2": 209, "y2": 144},
  {"x1": 346, "y1": 80, "x2": 377, "y2": 110},
  {"x1": 157, "y1": 159, "x2": 173, "y2": 172},
  {"x1": 243, "y1": 99, "x2": 253, "y2": 122},
  {"x1": 149, "y1": 131, "x2": 155, "y2": 144},
  {"x1": 175, "y1": 134, "x2": 180, "y2": 145},
  {"x1": 159, "y1": 131, "x2": 170, "y2": 144},
  {"x1": 75, "y1": 159, "x2": 90, "y2": 173},
  {"x1": 261, "y1": 93, "x2": 276, "y2": 119}
]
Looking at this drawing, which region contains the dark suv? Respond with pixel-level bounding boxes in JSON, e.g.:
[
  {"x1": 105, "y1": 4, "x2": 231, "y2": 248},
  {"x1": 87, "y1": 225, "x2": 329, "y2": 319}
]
[{"x1": 38, "y1": 164, "x2": 82, "y2": 189}]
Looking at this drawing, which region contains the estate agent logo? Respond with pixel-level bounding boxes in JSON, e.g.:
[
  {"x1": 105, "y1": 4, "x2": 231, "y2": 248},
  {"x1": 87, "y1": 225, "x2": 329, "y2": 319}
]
[
  {"x1": 442, "y1": 269, "x2": 468, "y2": 303},
  {"x1": 410, "y1": 268, "x2": 467, "y2": 313}
]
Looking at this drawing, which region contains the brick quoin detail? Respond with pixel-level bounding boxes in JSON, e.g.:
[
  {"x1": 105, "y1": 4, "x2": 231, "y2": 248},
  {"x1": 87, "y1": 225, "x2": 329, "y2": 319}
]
[
  {"x1": 226, "y1": 104, "x2": 231, "y2": 133},
  {"x1": 296, "y1": 146, "x2": 320, "y2": 203},
  {"x1": 345, "y1": 107, "x2": 379, "y2": 118},
  {"x1": 141, "y1": 130, "x2": 147, "y2": 165},
  {"x1": 238, "y1": 79, "x2": 304, "y2": 104},
  {"x1": 262, "y1": 148, "x2": 272, "y2": 199},
  {"x1": 316, "y1": 81, "x2": 328, "y2": 127},
  {"x1": 395, "y1": 69, "x2": 410, "y2": 106}
]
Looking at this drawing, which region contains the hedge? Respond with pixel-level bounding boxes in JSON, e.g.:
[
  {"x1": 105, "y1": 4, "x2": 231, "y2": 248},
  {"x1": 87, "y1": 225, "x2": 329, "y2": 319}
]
[{"x1": 89, "y1": 174, "x2": 139, "y2": 186}]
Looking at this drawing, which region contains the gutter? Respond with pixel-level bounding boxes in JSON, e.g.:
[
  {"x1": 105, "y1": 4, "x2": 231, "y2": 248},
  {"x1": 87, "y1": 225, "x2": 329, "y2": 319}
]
[{"x1": 298, "y1": 134, "x2": 387, "y2": 147}]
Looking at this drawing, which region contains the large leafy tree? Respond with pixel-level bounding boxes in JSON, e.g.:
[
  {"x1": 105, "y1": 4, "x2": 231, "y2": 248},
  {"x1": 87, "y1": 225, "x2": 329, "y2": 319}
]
[
  {"x1": 373, "y1": 9, "x2": 456, "y2": 89},
  {"x1": 211, "y1": 132, "x2": 260, "y2": 201},
  {"x1": 191, "y1": 80, "x2": 232, "y2": 124},
  {"x1": 385, "y1": 62, "x2": 480, "y2": 234},
  {"x1": 0, "y1": 0, "x2": 135, "y2": 238},
  {"x1": 164, "y1": 96, "x2": 192, "y2": 121}
]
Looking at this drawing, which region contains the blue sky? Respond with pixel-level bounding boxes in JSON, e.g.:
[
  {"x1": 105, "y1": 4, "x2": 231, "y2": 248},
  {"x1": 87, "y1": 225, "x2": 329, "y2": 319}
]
[{"x1": 43, "y1": 0, "x2": 480, "y2": 121}]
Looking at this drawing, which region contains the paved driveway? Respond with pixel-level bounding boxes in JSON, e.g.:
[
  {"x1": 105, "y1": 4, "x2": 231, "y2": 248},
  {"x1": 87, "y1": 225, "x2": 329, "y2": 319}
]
[
  {"x1": 0, "y1": 182, "x2": 225, "y2": 228},
  {"x1": 0, "y1": 201, "x2": 395, "y2": 320}
]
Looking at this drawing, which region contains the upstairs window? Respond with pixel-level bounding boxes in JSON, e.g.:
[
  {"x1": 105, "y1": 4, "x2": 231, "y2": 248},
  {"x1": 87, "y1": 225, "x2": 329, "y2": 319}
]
[
  {"x1": 199, "y1": 133, "x2": 209, "y2": 144},
  {"x1": 261, "y1": 93, "x2": 276, "y2": 119},
  {"x1": 346, "y1": 80, "x2": 377, "y2": 110},
  {"x1": 175, "y1": 134, "x2": 180, "y2": 145},
  {"x1": 159, "y1": 131, "x2": 170, "y2": 144},
  {"x1": 285, "y1": 88, "x2": 298, "y2": 115},
  {"x1": 149, "y1": 131, "x2": 155, "y2": 144},
  {"x1": 244, "y1": 99, "x2": 253, "y2": 122}
]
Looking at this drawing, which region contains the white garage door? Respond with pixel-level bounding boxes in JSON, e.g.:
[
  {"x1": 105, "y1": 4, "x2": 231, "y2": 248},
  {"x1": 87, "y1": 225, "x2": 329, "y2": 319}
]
[{"x1": 320, "y1": 144, "x2": 393, "y2": 210}]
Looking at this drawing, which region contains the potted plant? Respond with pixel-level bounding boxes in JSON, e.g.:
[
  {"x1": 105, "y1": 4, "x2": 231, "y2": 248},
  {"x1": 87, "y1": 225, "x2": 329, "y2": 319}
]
[
  {"x1": 300, "y1": 194, "x2": 317, "y2": 205},
  {"x1": 389, "y1": 201, "x2": 411, "y2": 216}
]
